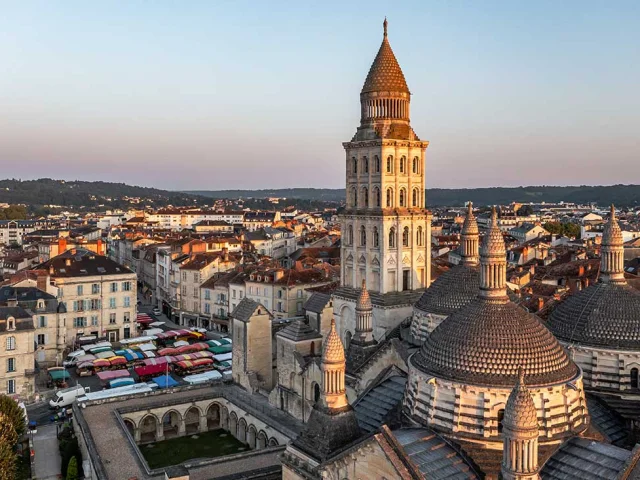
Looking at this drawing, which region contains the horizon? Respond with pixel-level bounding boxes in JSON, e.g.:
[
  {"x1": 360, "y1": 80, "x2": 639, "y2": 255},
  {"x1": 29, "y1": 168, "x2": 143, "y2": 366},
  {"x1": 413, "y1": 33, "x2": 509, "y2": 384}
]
[{"x1": 2, "y1": 1, "x2": 639, "y2": 190}]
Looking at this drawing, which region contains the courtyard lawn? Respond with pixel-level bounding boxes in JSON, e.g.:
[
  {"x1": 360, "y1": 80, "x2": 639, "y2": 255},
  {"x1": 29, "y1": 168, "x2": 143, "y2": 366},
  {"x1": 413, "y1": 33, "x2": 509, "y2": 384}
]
[{"x1": 141, "y1": 429, "x2": 249, "y2": 469}]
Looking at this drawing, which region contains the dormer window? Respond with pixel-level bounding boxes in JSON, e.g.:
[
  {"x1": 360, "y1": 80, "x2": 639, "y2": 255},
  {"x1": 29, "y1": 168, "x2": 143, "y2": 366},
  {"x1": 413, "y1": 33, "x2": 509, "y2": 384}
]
[
  {"x1": 7, "y1": 317, "x2": 15, "y2": 331},
  {"x1": 257, "y1": 276, "x2": 261, "y2": 282},
  {"x1": 37, "y1": 300, "x2": 45, "y2": 310}
]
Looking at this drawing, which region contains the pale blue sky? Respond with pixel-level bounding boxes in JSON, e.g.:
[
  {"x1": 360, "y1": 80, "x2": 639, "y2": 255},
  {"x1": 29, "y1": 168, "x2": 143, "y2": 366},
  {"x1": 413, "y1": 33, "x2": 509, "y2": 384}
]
[{"x1": 1, "y1": 1, "x2": 638, "y2": 190}]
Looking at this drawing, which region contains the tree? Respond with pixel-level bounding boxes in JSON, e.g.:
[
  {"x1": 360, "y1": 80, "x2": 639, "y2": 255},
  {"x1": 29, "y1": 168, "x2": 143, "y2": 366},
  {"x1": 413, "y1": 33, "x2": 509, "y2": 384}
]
[
  {"x1": 0, "y1": 412, "x2": 17, "y2": 480},
  {"x1": 516, "y1": 205, "x2": 534, "y2": 216},
  {"x1": 0, "y1": 395, "x2": 25, "y2": 438},
  {"x1": 66, "y1": 456, "x2": 78, "y2": 480}
]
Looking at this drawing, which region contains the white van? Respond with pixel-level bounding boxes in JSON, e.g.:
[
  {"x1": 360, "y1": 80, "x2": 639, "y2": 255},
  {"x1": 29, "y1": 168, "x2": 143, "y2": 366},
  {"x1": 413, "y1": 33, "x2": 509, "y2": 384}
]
[
  {"x1": 49, "y1": 385, "x2": 90, "y2": 409},
  {"x1": 62, "y1": 350, "x2": 86, "y2": 368}
]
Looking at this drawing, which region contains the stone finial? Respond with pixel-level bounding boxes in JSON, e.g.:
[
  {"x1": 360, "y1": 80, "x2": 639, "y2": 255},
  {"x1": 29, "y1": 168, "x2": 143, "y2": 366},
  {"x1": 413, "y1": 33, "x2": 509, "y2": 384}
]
[
  {"x1": 461, "y1": 201, "x2": 479, "y2": 265},
  {"x1": 480, "y1": 207, "x2": 508, "y2": 299},
  {"x1": 356, "y1": 279, "x2": 372, "y2": 312},
  {"x1": 321, "y1": 319, "x2": 349, "y2": 410},
  {"x1": 322, "y1": 319, "x2": 346, "y2": 365},
  {"x1": 601, "y1": 203, "x2": 625, "y2": 283},
  {"x1": 383, "y1": 17, "x2": 388, "y2": 37}
]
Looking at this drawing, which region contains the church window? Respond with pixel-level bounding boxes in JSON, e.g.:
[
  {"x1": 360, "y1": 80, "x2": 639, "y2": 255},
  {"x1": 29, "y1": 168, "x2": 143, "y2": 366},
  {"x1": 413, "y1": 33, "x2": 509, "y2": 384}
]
[
  {"x1": 399, "y1": 188, "x2": 406, "y2": 207},
  {"x1": 399, "y1": 156, "x2": 406, "y2": 173},
  {"x1": 389, "y1": 228, "x2": 396, "y2": 248},
  {"x1": 631, "y1": 368, "x2": 639, "y2": 389},
  {"x1": 374, "y1": 156, "x2": 380, "y2": 173},
  {"x1": 352, "y1": 157, "x2": 358, "y2": 174},
  {"x1": 363, "y1": 157, "x2": 369, "y2": 173},
  {"x1": 347, "y1": 225, "x2": 353, "y2": 245},
  {"x1": 386, "y1": 156, "x2": 393, "y2": 173},
  {"x1": 374, "y1": 187, "x2": 381, "y2": 207},
  {"x1": 497, "y1": 409, "x2": 505, "y2": 433},
  {"x1": 403, "y1": 227, "x2": 410, "y2": 247},
  {"x1": 360, "y1": 226, "x2": 366, "y2": 246},
  {"x1": 314, "y1": 382, "x2": 320, "y2": 402},
  {"x1": 386, "y1": 188, "x2": 393, "y2": 208},
  {"x1": 417, "y1": 226, "x2": 424, "y2": 246},
  {"x1": 413, "y1": 156, "x2": 419, "y2": 173},
  {"x1": 361, "y1": 186, "x2": 368, "y2": 207},
  {"x1": 412, "y1": 188, "x2": 419, "y2": 207},
  {"x1": 350, "y1": 186, "x2": 357, "y2": 208},
  {"x1": 373, "y1": 227, "x2": 379, "y2": 247}
]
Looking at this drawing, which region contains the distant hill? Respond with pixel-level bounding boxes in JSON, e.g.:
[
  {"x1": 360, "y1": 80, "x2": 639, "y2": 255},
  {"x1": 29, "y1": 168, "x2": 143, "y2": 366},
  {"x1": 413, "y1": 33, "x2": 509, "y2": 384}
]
[
  {"x1": 0, "y1": 178, "x2": 207, "y2": 212},
  {"x1": 187, "y1": 185, "x2": 640, "y2": 207}
]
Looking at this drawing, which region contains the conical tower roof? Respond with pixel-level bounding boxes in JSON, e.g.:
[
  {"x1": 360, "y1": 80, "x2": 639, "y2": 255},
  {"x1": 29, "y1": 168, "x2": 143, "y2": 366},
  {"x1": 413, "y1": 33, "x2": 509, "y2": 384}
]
[
  {"x1": 356, "y1": 279, "x2": 372, "y2": 311},
  {"x1": 602, "y1": 204, "x2": 623, "y2": 247},
  {"x1": 462, "y1": 203, "x2": 479, "y2": 236},
  {"x1": 323, "y1": 319, "x2": 346, "y2": 365},
  {"x1": 361, "y1": 19, "x2": 410, "y2": 94},
  {"x1": 480, "y1": 207, "x2": 506, "y2": 258},
  {"x1": 504, "y1": 368, "x2": 538, "y2": 431}
]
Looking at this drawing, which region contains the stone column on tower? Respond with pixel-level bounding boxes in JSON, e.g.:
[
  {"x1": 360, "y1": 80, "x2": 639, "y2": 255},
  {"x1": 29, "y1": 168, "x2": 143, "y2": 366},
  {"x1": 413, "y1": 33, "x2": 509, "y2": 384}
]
[
  {"x1": 479, "y1": 207, "x2": 508, "y2": 301},
  {"x1": 346, "y1": 280, "x2": 379, "y2": 373},
  {"x1": 600, "y1": 204, "x2": 625, "y2": 284},
  {"x1": 501, "y1": 368, "x2": 541, "y2": 480},
  {"x1": 460, "y1": 202, "x2": 479, "y2": 265}
]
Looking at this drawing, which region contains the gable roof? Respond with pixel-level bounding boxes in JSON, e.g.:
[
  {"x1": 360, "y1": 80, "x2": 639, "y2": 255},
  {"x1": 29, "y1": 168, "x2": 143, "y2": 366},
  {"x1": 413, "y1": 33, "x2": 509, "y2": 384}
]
[
  {"x1": 230, "y1": 297, "x2": 272, "y2": 323},
  {"x1": 304, "y1": 292, "x2": 332, "y2": 314}
]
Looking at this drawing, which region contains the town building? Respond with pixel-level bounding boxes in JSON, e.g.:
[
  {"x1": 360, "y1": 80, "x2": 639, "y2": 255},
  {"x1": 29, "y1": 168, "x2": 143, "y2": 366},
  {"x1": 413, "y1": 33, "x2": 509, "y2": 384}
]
[
  {"x1": 0, "y1": 305, "x2": 36, "y2": 400},
  {"x1": 0, "y1": 220, "x2": 49, "y2": 246}
]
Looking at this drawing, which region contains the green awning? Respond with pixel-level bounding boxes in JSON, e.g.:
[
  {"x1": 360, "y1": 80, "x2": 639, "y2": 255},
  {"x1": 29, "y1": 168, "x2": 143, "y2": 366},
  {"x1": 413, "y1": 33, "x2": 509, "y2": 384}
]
[
  {"x1": 208, "y1": 346, "x2": 232, "y2": 354},
  {"x1": 49, "y1": 370, "x2": 71, "y2": 381}
]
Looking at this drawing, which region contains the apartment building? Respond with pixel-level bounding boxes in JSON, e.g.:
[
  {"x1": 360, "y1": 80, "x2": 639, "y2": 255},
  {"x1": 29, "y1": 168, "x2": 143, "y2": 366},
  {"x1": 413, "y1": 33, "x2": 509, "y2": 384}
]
[
  {"x1": 39, "y1": 249, "x2": 137, "y2": 343},
  {"x1": 0, "y1": 306, "x2": 36, "y2": 401},
  {"x1": 0, "y1": 220, "x2": 49, "y2": 246}
]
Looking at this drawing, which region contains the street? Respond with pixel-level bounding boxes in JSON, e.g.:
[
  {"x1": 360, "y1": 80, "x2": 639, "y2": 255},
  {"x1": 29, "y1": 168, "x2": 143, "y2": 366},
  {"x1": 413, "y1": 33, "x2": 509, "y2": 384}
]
[{"x1": 32, "y1": 424, "x2": 61, "y2": 480}]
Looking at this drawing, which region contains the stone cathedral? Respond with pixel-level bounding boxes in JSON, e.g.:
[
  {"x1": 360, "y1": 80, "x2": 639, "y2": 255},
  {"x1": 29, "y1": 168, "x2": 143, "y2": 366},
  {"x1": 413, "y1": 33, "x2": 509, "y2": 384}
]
[{"x1": 333, "y1": 19, "x2": 432, "y2": 343}]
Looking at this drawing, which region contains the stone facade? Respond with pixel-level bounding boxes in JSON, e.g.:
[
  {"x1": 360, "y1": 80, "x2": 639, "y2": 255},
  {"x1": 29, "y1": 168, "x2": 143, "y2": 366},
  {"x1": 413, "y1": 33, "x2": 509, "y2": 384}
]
[{"x1": 0, "y1": 307, "x2": 36, "y2": 400}]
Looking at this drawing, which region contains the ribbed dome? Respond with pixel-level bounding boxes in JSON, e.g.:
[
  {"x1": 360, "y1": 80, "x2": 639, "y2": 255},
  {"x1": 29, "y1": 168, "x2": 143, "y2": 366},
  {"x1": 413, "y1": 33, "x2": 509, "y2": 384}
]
[
  {"x1": 547, "y1": 282, "x2": 640, "y2": 350},
  {"x1": 414, "y1": 264, "x2": 480, "y2": 316},
  {"x1": 462, "y1": 203, "x2": 479, "y2": 236},
  {"x1": 356, "y1": 279, "x2": 372, "y2": 311},
  {"x1": 323, "y1": 319, "x2": 346, "y2": 364},
  {"x1": 504, "y1": 369, "x2": 538, "y2": 431},
  {"x1": 411, "y1": 299, "x2": 578, "y2": 387},
  {"x1": 361, "y1": 20, "x2": 409, "y2": 94}
]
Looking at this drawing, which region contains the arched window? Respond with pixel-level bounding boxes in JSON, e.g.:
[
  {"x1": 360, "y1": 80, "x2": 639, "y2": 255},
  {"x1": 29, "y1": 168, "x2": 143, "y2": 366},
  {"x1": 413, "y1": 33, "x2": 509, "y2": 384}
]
[
  {"x1": 360, "y1": 226, "x2": 366, "y2": 246},
  {"x1": 386, "y1": 188, "x2": 393, "y2": 208},
  {"x1": 631, "y1": 368, "x2": 639, "y2": 389},
  {"x1": 373, "y1": 227, "x2": 379, "y2": 247},
  {"x1": 403, "y1": 227, "x2": 410, "y2": 247},
  {"x1": 7, "y1": 317, "x2": 15, "y2": 331},
  {"x1": 351, "y1": 186, "x2": 357, "y2": 208},
  {"x1": 389, "y1": 227, "x2": 396, "y2": 248},
  {"x1": 399, "y1": 188, "x2": 406, "y2": 207},
  {"x1": 497, "y1": 409, "x2": 505, "y2": 433},
  {"x1": 413, "y1": 156, "x2": 419, "y2": 173},
  {"x1": 374, "y1": 156, "x2": 380, "y2": 173},
  {"x1": 386, "y1": 156, "x2": 393, "y2": 173},
  {"x1": 361, "y1": 186, "x2": 368, "y2": 208},
  {"x1": 352, "y1": 157, "x2": 358, "y2": 174},
  {"x1": 417, "y1": 226, "x2": 423, "y2": 246},
  {"x1": 363, "y1": 157, "x2": 369, "y2": 174},
  {"x1": 314, "y1": 383, "x2": 321, "y2": 402},
  {"x1": 399, "y1": 156, "x2": 406, "y2": 173},
  {"x1": 412, "y1": 188, "x2": 419, "y2": 207},
  {"x1": 347, "y1": 225, "x2": 353, "y2": 245},
  {"x1": 374, "y1": 187, "x2": 381, "y2": 207}
]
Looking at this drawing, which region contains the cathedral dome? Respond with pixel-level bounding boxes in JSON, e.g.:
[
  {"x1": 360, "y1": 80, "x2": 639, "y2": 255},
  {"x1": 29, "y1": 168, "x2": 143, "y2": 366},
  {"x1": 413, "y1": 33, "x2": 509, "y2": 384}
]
[
  {"x1": 413, "y1": 264, "x2": 480, "y2": 316},
  {"x1": 547, "y1": 282, "x2": 640, "y2": 350},
  {"x1": 361, "y1": 19, "x2": 410, "y2": 95},
  {"x1": 411, "y1": 299, "x2": 578, "y2": 387}
]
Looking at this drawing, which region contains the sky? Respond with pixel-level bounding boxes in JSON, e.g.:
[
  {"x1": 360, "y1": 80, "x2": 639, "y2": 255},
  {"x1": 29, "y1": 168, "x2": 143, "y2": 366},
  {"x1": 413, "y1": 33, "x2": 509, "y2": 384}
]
[{"x1": 1, "y1": 1, "x2": 639, "y2": 191}]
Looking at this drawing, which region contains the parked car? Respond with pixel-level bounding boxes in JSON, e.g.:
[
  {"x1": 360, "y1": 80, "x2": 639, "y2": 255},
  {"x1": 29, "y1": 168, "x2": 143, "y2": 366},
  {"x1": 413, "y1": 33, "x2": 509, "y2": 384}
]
[
  {"x1": 62, "y1": 350, "x2": 86, "y2": 368},
  {"x1": 152, "y1": 308, "x2": 162, "y2": 316}
]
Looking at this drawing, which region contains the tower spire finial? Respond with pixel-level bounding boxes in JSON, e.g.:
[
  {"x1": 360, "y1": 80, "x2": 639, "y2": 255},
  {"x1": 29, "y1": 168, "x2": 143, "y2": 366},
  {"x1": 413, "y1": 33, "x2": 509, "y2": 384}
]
[{"x1": 383, "y1": 17, "x2": 388, "y2": 37}]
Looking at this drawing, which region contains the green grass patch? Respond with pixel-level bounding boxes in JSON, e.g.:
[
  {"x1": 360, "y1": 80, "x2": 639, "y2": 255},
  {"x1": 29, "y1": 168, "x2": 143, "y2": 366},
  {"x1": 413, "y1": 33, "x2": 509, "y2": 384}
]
[{"x1": 141, "y1": 429, "x2": 249, "y2": 469}]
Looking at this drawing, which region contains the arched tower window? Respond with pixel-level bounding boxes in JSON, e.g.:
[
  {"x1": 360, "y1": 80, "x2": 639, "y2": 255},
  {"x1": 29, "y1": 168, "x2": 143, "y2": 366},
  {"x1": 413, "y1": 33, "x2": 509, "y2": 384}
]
[
  {"x1": 389, "y1": 228, "x2": 396, "y2": 248},
  {"x1": 350, "y1": 186, "x2": 357, "y2": 208},
  {"x1": 399, "y1": 156, "x2": 406, "y2": 173},
  {"x1": 399, "y1": 188, "x2": 406, "y2": 207},
  {"x1": 373, "y1": 227, "x2": 379, "y2": 247},
  {"x1": 386, "y1": 188, "x2": 393, "y2": 208},
  {"x1": 402, "y1": 227, "x2": 410, "y2": 247},
  {"x1": 361, "y1": 186, "x2": 368, "y2": 208},
  {"x1": 374, "y1": 187, "x2": 381, "y2": 207},
  {"x1": 631, "y1": 368, "x2": 639, "y2": 389},
  {"x1": 363, "y1": 157, "x2": 369, "y2": 174},
  {"x1": 314, "y1": 383, "x2": 321, "y2": 402},
  {"x1": 352, "y1": 157, "x2": 358, "y2": 175},
  {"x1": 413, "y1": 156, "x2": 419, "y2": 173},
  {"x1": 497, "y1": 409, "x2": 505, "y2": 434},
  {"x1": 347, "y1": 225, "x2": 353, "y2": 246},
  {"x1": 386, "y1": 156, "x2": 393, "y2": 173},
  {"x1": 374, "y1": 156, "x2": 380, "y2": 173},
  {"x1": 416, "y1": 226, "x2": 423, "y2": 246},
  {"x1": 412, "y1": 188, "x2": 419, "y2": 207},
  {"x1": 360, "y1": 226, "x2": 366, "y2": 246}
]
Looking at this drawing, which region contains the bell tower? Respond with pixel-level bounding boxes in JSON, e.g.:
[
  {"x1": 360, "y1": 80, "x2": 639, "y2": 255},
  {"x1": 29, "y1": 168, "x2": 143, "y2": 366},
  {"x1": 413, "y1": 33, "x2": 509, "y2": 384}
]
[{"x1": 334, "y1": 19, "x2": 431, "y2": 340}]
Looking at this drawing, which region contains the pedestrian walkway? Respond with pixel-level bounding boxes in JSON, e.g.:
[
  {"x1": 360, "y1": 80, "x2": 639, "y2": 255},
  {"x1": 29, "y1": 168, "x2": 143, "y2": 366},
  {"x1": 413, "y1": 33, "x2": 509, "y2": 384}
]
[{"x1": 32, "y1": 424, "x2": 61, "y2": 480}]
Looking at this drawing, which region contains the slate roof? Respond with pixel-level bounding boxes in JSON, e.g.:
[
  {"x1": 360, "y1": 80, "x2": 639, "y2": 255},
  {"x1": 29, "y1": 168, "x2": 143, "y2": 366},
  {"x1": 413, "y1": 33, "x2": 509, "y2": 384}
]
[
  {"x1": 541, "y1": 437, "x2": 635, "y2": 480},
  {"x1": 303, "y1": 292, "x2": 332, "y2": 314},
  {"x1": 586, "y1": 395, "x2": 629, "y2": 447},
  {"x1": 37, "y1": 249, "x2": 133, "y2": 277},
  {"x1": 548, "y1": 281, "x2": 640, "y2": 350},
  {"x1": 0, "y1": 306, "x2": 34, "y2": 332},
  {"x1": 412, "y1": 297, "x2": 579, "y2": 387},
  {"x1": 276, "y1": 320, "x2": 321, "y2": 342},
  {"x1": 230, "y1": 298, "x2": 271, "y2": 323},
  {"x1": 353, "y1": 375, "x2": 406, "y2": 433},
  {"x1": 414, "y1": 264, "x2": 480, "y2": 315},
  {"x1": 393, "y1": 428, "x2": 479, "y2": 480}
]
